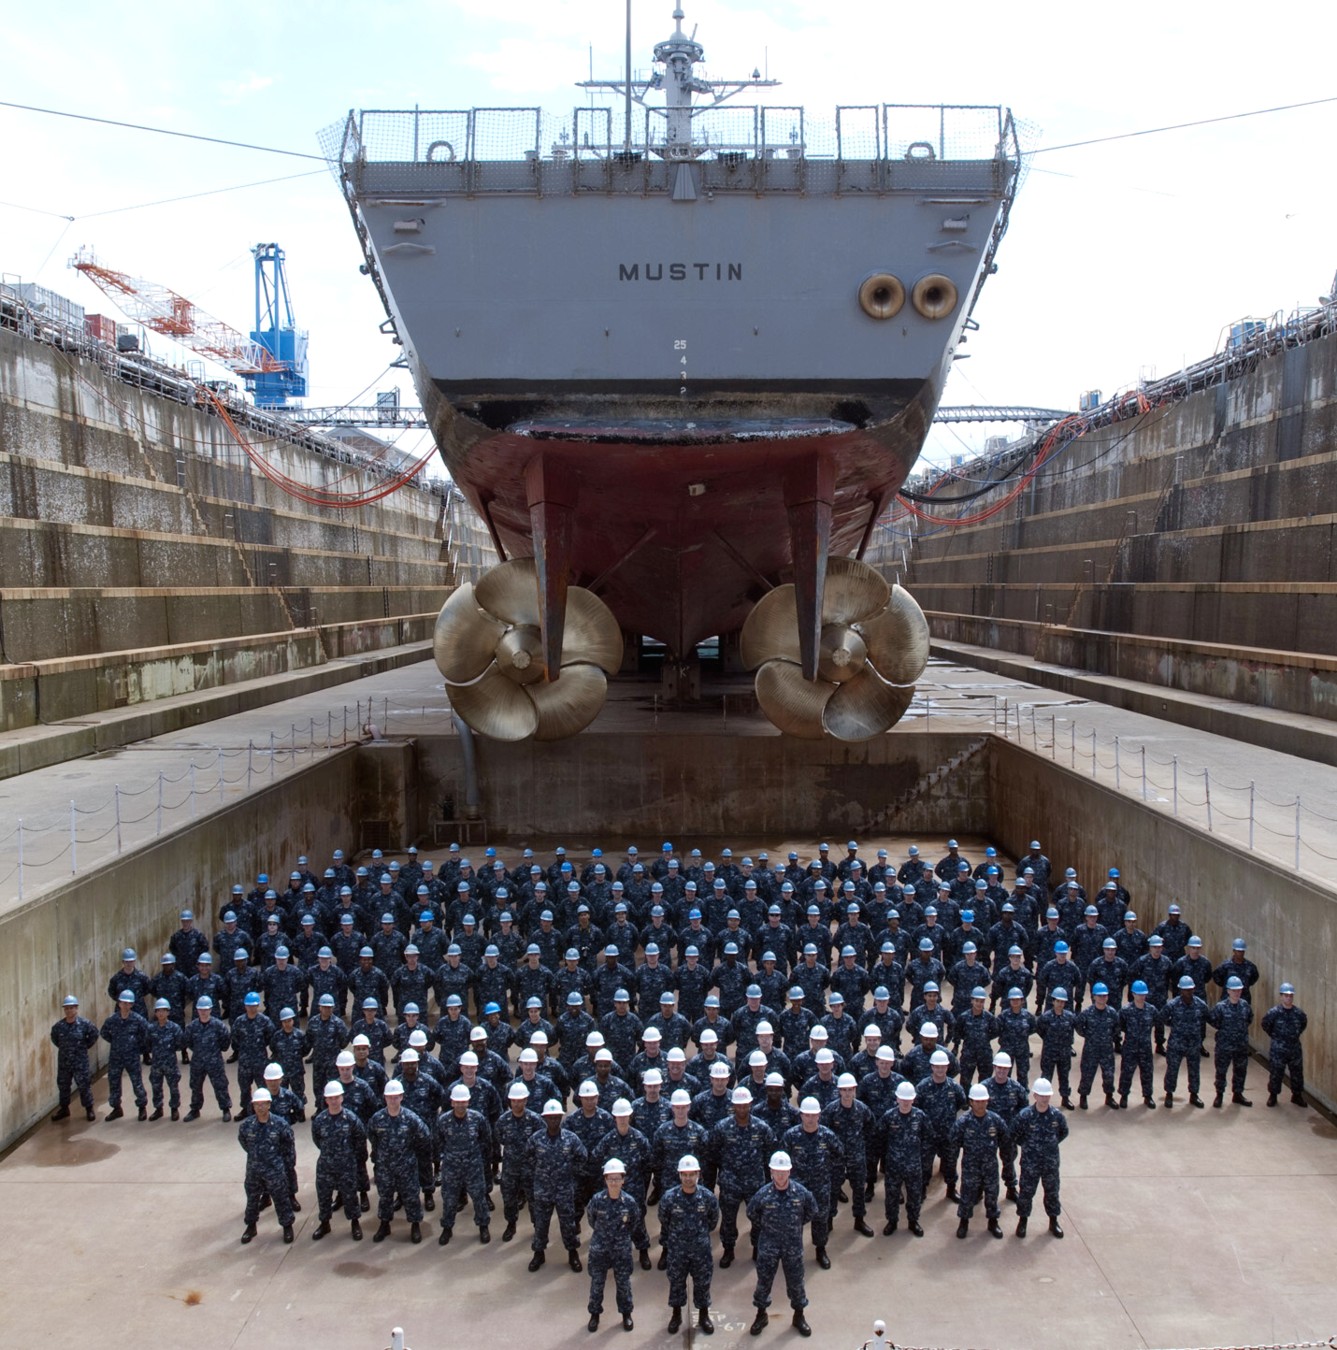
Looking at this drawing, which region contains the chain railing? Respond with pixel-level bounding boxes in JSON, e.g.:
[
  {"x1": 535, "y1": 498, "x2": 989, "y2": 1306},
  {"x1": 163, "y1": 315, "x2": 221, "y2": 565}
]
[
  {"x1": 993, "y1": 695, "x2": 1337, "y2": 870},
  {"x1": 0, "y1": 704, "x2": 381, "y2": 907}
]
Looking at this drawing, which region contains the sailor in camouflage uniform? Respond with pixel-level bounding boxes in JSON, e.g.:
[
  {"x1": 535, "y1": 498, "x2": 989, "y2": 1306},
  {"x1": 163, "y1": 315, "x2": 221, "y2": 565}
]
[
  {"x1": 584, "y1": 1158, "x2": 641, "y2": 1332},
  {"x1": 435, "y1": 1082, "x2": 493, "y2": 1245},
  {"x1": 367, "y1": 1079, "x2": 428, "y2": 1243},
  {"x1": 747, "y1": 1151, "x2": 819, "y2": 1338},
  {"x1": 1262, "y1": 982, "x2": 1308, "y2": 1107},
  {"x1": 782, "y1": 1098, "x2": 844, "y2": 1268},
  {"x1": 951, "y1": 1083, "x2": 1006, "y2": 1239},
  {"x1": 146, "y1": 998, "x2": 184, "y2": 1119},
  {"x1": 101, "y1": 990, "x2": 150, "y2": 1120},
  {"x1": 983, "y1": 1052, "x2": 1028, "y2": 1200},
  {"x1": 238, "y1": 1087, "x2": 297, "y2": 1244},
  {"x1": 1208, "y1": 974, "x2": 1254, "y2": 1107},
  {"x1": 310, "y1": 1079, "x2": 366, "y2": 1241},
  {"x1": 182, "y1": 996, "x2": 232, "y2": 1120},
  {"x1": 879, "y1": 1082, "x2": 928, "y2": 1236},
  {"x1": 659, "y1": 1154, "x2": 718, "y2": 1336},
  {"x1": 49, "y1": 995, "x2": 98, "y2": 1122},
  {"x1": 1117, "y1": 980, "x2": 1159, "y2": 1109},
  {"x1": 527, "y1": 1098, "x2": 587, "y2": 1272},
  {"x1": 1012, "y1": 1078, "x2": 1068, "y2": 1238},
  {"x1": 712, "y1": 1087, "x2": 776, "y2": 1267},
  {"x1": 498, "y1": 1081, "x2": 542, "y2": 1242},
  {"x1": 1162, "y1": 976, "x2": 1208, "y2": 1108}
]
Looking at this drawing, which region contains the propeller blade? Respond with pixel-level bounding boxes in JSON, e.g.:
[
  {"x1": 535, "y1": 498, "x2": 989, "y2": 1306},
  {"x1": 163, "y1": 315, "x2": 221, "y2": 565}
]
[
  {"x1": 475, "y1": 557, "x2": 542, "y2": 627},
  {"x1": 446, "y1": 665, "x2": 540, "y2": 741},
  {"x1": 530, "y1": 664, "x2": 609, "y2": 740},
  {"x1": 822, "y1": 556, "x2": 890, "y2": 626},
  {"x1": 433, "y1": 585, "x2": 505, "y2": 684},
  {"x1": 562, "y1": 587, "x2": 624, "y2": 674},
  {"x1": 739, "y1": 585, "x2": 800, "y2": 670},
  {"x1": 859, "y1": 584, "x2": 931, "y2": 685},
  {"x1": 755, "y1": 658, "x2": 831, "y2": 739},
  {"x1": 822, "y1": 667, "x2": 914, "y2": 742}
]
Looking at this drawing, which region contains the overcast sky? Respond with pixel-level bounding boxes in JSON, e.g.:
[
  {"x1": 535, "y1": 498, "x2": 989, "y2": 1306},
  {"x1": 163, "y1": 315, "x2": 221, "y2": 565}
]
[{"x1": 6, "y1": 0, "x2": 1337, "y2": 468}]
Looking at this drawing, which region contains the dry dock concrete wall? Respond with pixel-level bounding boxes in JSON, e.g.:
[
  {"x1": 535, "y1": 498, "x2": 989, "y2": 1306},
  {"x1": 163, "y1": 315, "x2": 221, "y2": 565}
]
[
  {"x1": 0, "y1": 750, "x2": 357, "y2": 1150},
  {"x1": 989, "y1": 737, "x2": 1334, "y2": 1107}
]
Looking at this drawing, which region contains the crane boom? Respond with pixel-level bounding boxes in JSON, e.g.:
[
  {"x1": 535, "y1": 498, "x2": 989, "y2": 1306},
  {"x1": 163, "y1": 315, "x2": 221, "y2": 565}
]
[{"x1": 71, "y1": 247, "x2": 285, "y2": 376}]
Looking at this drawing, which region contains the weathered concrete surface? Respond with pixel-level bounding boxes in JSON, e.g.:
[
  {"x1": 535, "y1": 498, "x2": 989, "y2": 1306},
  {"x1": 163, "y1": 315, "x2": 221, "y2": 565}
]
[
  {"x1": 2, "y1": 1050, "x2": 1334, "y2": 1350},
  {"x1": 416, "y1": 730, "x2": 991, "y2": 840},
  {"x1": 0, "y1": 750, "x2": 358, "y2": 1149}
]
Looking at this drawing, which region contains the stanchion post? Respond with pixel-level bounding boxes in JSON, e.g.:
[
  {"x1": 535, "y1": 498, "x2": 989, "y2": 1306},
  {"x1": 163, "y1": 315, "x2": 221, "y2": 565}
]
[
  {"x1": 115, "y1": 784, "x2": 123, "y2": 854},
  {"x1": 1294, "y1": 798, "x2": 1301, "y2": 869},
  {"x1": 1204, "y1": 769, "x2": 1213, "y2": 832},
  {"x1": 1141, "y1": 745, "x2": 1147, "y2": 801},
  {"x1": 1090, "y1": 730, "x2": 1096, "y2": 778},
  {"x1": 218, "y1": 749, "x2": 225, "y2": 805},
  {"x1": 1172, "y1": 756, "x2": 1179, "y2": 817},
  {"x1": 247, "y1": 741, "x2": 254, "y2": 792},
  {"x1": 70, "y1": 801, "x2": 77, "y2": 875},
  {"x1": 1114, "y1": 737, "x2": 1121, "y2": 791},
  {"x1": 1248, "y1": 781, "x2": 1255, "y2": 851},
  {"x1": 157, "y1": 773, "x2": 164, "y2": 836},
  {"x1": 189, "y1": 763, "x2": 197, "y2": 820},
  {"x1": 16, "y1": 819, "x2": 23, "y2": 902}
]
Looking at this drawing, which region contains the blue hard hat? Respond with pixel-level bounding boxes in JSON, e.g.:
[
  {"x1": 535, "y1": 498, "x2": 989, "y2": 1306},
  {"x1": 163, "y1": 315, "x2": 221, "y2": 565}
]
[
  {"x1": 484, "y1": 1001, "x2": 501, "y2": 1015},
  {"x1": 1131, "y1": 981, "x2": 1149, "y2": 996},
  {"x1": 1092, "y1": 983, "x2": 1109, "y2": 997},
  {"x1": 243, "y1": 992, "x2": 261, "y2": 1006}
]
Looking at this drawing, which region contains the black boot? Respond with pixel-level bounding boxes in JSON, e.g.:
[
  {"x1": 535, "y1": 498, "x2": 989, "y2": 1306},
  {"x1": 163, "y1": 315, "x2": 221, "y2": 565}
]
[
  {"x1": 698, "y1": 1308, "x2": 714, "y2": 1334},
  {"x1": 909, "y1": 1219, "x2": 924, "y2": 1237},
  {"x1": 528, "y1": 1249, "x2": 545, "y2": 1271},
  {"x1": 1212, "y1": 1091, "x2": 1223, "y2": 1109},
  {"x1": 945, "y1": 1187, "x2": 960, "y2": 1204},
  {"x1": 422, "y1": 1191, "x2": 435, "y2": 1212},
  {"x1": 1233, "y1": 1093, "x2": 1252, "y2": 1107},
  {"x1": 1118, "y1": 1095, "x2": 1128, "y2": 1110},
  {"x1": 150, "y1": 1107, "x2": 163, "y2": 1121},
  {"x1": 51, "y1": 1106, "x2": 70, "y2": 1122},
  {"x1": 1015, "y1": 1216, "x2": 1027, "y2": 1237},
  {"x1": 240, "y1": 1223, "x2": 257, "y2": 1244},
  {"x1": 587, "y1": 1314, "x2": 599, "y2": 1333},
  {"x1": 350, "y1": 1218, "x2": 362, "y2": 1240},
  {"x1": 480, "y1": 1225, "x2": 491, "y2": 1244},
  {"x1": 1077, "y1": 1095, "x2": 1087, "y2": 1111},
  {"x1": 719, "y1": 1247, "x2": 735, "y2": 1268},
  {"x1": 956, "y1": 1218, "x2": 969, "y2": 1239},
  {"x1": 502, "y1": 1220, "x2": 517, "y2": 1242},
  {"x1": 1049, "y1": 1217, "x2": 1064, "y2": 1238},
  {"x1": 1293, "y1": 1094, "x2": 1309, "y2": 1107},
  {"x1": 1163, "y1": 1093, "x2": 1173, "y2": 1109},
  {"x1": 815, "y1": 1248, "x2": 830, "y2": 1269},
  {"x1": 569, "y1": 1248, "x2": 583, "y2": 1272},
  {"x1": 750, "y1": 1309, "x2": 767, "y2": 1337},
  {"x1": 1267, "y1": 1093, "x2": 1278, "y2": 1106},
  {"x1": 667, "y1": 1309, "x2": 682, "y2": 1335},
  {"x1": 1143, "y1": 1097, "x2": 1156, "y2": 1110},
  {"x1": 1189, "y1": 1094, "x2": 1205, "y2": 1108},
  {"x1": 87, "y1": 1107, "x2": 98, "y2": 1121},
  {"x1": 312, "y1": 1220, "x2": 331, "y2": 1241},
  {"x1": 360, "y1": 1191, "x2": 370, "y2": 1213},
  {"x1": 438, "y1": 1228, "x2": 451, "y2": 1246},
  {"x1": 282, "y1": 1225, "x2": 294, "y2": 1244},
  {"x1": 1060, "y1": 1097, "x2": 1075, "y2": 1111},
  {"x1": 621, "y1": 1314, "x2": 634, "y2": 1332},
  {"x1": 1104, "y1": 1093, "x2": 1116, "y2": 1109},
  {"x1": 987, "y1": 1217, "x2": 1003, "y2": 1239},
  {"x1": 792, "y1": 1310, "x2": 811, "y2": 1337},
  {"x1": 106, "y1": 1106, "x2": 123, "y2": 1121},
  {"x1": 882, "y1": 1219, "x2": 897, "y2": 1235},
  {"x1": 657, "y1": 1248, "x2": 668, "y2": 1270},
  {"x1": 853, "y1": 1217, "x2": 874, "y2": 1237},
  {"x1": 409, "y1": 1222, "x2": 422, "y2": 1243},
  {"x1": 638, "y1": 1247, "x2": 651, "y2": 1269},
  {"x1": 373, "y1": 1221, "x2": 391, "y2": 1242}
]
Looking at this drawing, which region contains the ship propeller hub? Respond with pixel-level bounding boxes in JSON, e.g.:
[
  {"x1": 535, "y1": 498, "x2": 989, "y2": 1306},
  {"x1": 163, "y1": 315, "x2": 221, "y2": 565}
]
[
  {"x1": 818, "y1": 624, "x2": 866, "y2": 683},
  {"x1": 496, "y1": 625, "x2": 545, "y2": 684}
]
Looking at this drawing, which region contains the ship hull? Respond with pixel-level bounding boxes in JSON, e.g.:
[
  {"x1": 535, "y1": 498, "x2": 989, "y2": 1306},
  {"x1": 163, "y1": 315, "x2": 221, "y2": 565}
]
[{"x1": 421, "y1": 376, "x2": 935, "y2": 652}]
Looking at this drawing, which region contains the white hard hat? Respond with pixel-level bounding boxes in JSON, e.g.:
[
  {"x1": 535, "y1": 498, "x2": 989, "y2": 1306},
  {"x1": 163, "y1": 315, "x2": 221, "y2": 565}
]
[
  {"x1": 748, "y1": 1050, "x2": 767, "y2": 1067},
  {"x1": 603, "y1": 1158, "x2": 626, "y2": 1176},
  {"x1": 895, "y1": 1082, "x2": 917, "y2": 1101},
  {"x1": 815, "y1": 1048, "x2": 834, "y2": 1064},
  {"x1": 770, "y1": 1151, "x2": 792, "y2": 1171},
  {"x1": 929, "y1": 1050, "x2": 950, "y2": 1066},
  {"x1": 542, "y1": 1099, "x2": 564, "y2": 1114},
  {"x1": 400, "y1": 1048, "x2": 419, "y2": 1063},
  {"x1": 731, "y1": 1086, "x2": 753, "y2": 1104},
  {"x1": 920, "y1": 1022, "x2": 939, "y2": 1038},
  {"x1": 263, "y1": 1063, "x2": 283, "y2": 1080},
  {"x1": 671, "y1": 1089, "x2": 692, "y2": 1107},
  {"x1": 324, "y1": 1081, "x2": 344, "y2": 1098},
  {"x1": 335, "y1": 1051, "x2": 355, "y2": 1068},
  {"x1": 384, "y1": 1080, "x2": 404, "y2": 1096},
  {"x1": 612, "y1": 1098, "x2": 633, "y2": 1117},
  {"x1": 508, "y1": 1082, "x2": 531, "y2": 1100},
  {"x1": 837, "y1": 1073, "x2": 857, "y2": 1089},
  {"x1": 1032, "y1": 1079, "x2": 1054, "y2": 1096},
  {"x1": 450, "y1": 1084, "x2": 471, "y2": 1102},
  {"x1": 251, "y1": 1088, "x2": 272, "y2": 1104},
  {"x1": 800, "y1": 1096, "x2": 821, "y2": 1114},
  {"x1": 992, "y1": 1051, "x2": 1012, "y2": 1068},
  {"x1": 969, "y1": 1083, "x2": 989, "y2": 1101},
  {"x1": 678, "y1": 1154, "x2": 701, "y2": 1172},
  {"x1": 518, "y1": 1047, "x2": 538, "y2": 1063}
]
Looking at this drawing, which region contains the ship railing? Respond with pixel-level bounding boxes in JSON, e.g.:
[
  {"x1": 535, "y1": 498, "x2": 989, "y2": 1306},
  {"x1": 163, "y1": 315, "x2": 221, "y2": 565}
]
[{"x1": 331, "y1": 103, "x2": 1019, "y2": 171}]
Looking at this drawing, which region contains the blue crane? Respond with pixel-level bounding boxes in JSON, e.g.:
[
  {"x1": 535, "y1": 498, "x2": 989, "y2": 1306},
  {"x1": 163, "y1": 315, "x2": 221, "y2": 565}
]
[{"x1": 248, "y1": 242, "x2": 308, "y2": 406}]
